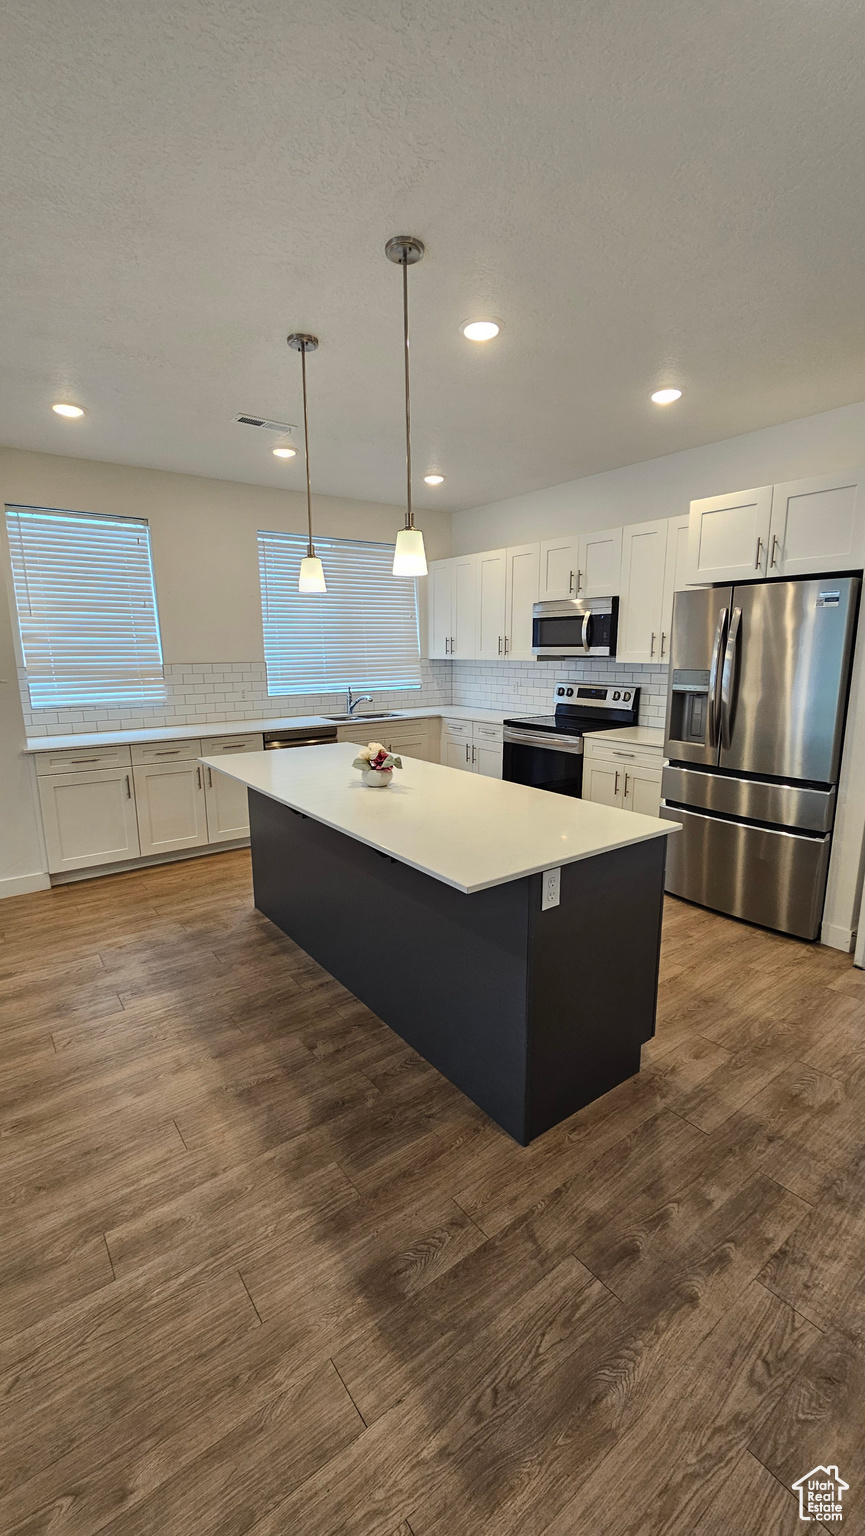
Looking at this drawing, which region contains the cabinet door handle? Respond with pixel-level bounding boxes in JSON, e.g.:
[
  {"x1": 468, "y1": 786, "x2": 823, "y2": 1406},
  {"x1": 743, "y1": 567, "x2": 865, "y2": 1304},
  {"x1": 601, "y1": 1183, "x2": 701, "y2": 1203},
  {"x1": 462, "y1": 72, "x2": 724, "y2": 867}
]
[
  {"x1": 498, "y1": 635, "x2": 502, "y2": 655},
  {"x1": 770, "y1": 534, "x2": 780, "y2": 568},
  {"x1": 471, "y1": 744, "x2": 476, "y2": 765},
  {"x1": 624, "y1": 772, "x2": 630, "y2": 798},
  {"x1": 614, "y1": 770, "x2": 620, "y2": 795},
  {"x1": 660, "y1": 631, "x2": 667, "y2": 657},
  {"x1": 465, "y1": 742, "x2": 470, "y2": 763},
  {"x1": 125, "y1": 774, "x2": 131, "y2": 799},
  {"x1": 755, "y1": 536, "x2": 763, "y2": 569},
  {"x1": 650, "y1": 632, "x2": 656, "y2": 656},
  {"x1": 576, "y1": 568, "x2": 582, "y2": 594},
  {"x1": 207, "y1": 767, "x2": 213, "y2": 788},
  {"x1": 504, "y1": 635, "x2": 509, "y2": 655},
  {"x1": 568, "y1": 570, "x2": 575, "y2": 594},
  {"x1": 196, "y1": 766, "x2": 202, "y2": 789}
]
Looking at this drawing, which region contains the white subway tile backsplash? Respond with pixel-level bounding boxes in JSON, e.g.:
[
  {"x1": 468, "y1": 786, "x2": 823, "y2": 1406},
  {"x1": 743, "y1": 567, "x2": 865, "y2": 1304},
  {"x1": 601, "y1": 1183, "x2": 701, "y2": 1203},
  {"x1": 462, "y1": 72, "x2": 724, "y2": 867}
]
[{"x1": 451, "y1": 657, "x2": 668, "y2": 726}]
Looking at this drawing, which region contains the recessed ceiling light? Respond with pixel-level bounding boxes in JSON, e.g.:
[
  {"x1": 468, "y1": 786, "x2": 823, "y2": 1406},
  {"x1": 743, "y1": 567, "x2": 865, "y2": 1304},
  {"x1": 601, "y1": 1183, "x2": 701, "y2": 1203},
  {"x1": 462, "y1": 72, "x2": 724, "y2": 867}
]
[
  {"x1": 651, "y1": 388, "x2": 682, "y2": 404},
  {"x1": 52, "y1": 402, "x2": 85, "y2": 417},
  {"x1": 461, "y1": 319, "x2": 500, "y2": 342},
  {"x1": 272, "y1": 446, "x2": 297, "y2": 458},
  {"x1": 424, "y1": 474, "x2": 445, "y2": 485}
]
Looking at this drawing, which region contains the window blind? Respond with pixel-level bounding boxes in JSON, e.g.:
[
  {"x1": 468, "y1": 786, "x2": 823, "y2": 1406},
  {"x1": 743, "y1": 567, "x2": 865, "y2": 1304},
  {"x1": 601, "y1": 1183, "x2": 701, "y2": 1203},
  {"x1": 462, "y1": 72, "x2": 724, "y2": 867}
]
[
  {"x1": 258, "y1": 532, "x2": 422, "y2": 696},
  {"x1": 6, "y1": 505, "x2": 165, "y2": 709}
]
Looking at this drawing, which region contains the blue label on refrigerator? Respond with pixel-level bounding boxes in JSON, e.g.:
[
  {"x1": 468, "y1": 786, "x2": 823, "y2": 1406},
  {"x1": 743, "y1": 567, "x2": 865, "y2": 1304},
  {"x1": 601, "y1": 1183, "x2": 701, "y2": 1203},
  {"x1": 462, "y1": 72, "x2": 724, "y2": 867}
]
[{"x1": 816, "y1": 591, "x2": 841, "y2": 607}]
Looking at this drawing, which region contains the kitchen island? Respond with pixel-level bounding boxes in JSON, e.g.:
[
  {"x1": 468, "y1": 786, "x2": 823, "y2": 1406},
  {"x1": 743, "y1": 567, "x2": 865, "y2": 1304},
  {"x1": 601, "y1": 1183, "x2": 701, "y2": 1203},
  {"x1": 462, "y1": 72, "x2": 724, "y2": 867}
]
[{"x1": 202, "y1": 743, "x2": 678, "y2": 1144}]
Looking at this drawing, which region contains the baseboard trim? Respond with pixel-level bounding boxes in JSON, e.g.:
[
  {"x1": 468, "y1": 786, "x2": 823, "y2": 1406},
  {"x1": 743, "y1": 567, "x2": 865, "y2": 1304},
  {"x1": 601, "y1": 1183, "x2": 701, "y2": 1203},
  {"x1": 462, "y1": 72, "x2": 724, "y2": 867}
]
[
  {"x1": 820, "y1": 920, "x2": 854, "y2": 953},
  {"x1": 50, "y1": 839, "x2": 250, "y2": 885},
  {"x1": 0, "y1": 871, "x2": 52, "y2": 899}
]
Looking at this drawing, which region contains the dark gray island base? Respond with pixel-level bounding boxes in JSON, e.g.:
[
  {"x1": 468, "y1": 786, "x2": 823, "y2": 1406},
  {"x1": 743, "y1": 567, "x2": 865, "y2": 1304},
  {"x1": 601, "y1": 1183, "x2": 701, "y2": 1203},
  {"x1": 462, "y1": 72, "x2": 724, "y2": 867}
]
[{"x1": 249, "y1": 788, "x2": 667, "y2": 1146}]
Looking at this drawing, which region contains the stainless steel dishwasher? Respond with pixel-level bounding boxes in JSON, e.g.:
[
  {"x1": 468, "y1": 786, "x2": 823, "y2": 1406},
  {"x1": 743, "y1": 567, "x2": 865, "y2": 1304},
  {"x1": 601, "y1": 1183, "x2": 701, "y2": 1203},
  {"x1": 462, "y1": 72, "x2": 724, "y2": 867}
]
[{"x1": 263, "y1": 725, "x2": 338, "y2": 750}]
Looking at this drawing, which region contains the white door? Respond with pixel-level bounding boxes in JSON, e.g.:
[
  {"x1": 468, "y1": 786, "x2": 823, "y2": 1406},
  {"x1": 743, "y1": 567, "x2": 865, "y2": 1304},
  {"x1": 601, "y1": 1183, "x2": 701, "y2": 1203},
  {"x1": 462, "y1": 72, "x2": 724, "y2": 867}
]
[
  {"x1": 687, "y1": 485, "x2": 773, "y2": 583},
  {"x1": 203, "y1": 764, "x2": 250, "y2": 842},
  {"x1": 38, "y1": 768, "x2": 140, "y2": 873},
  {"x1": 427, "y1": 559, "x2": 454, "y2": 657},
  {"x1": 443, "y1": 734, "x2": 472, "y2": 771},
  {"x1": 768, "y1": 471, "x2": 865, "y2": 577},
  {"x1": 504, "y1": 543, "x2": 540, "y2": 660},
  {"x1": 617, "y1": 520, "x2": 668, "y2": 663},
  {"x1": 474, "y1": 742, "x2": 503, "y2": 778},
  {"x1": 660, "y1": 514, "x2": 692, "y2": 661},
  {"x1": 452, "y1": 556, "x2": 479, "y2": 658},
  {"x1": 622, "y1": 764, "x2": 663, "y2": 818},
  {"x1": 476, "y1": 549, "x2": 508, "y2": 660},
  {"x1": 578, "y1": 526, "x2": 623, "y2": 597},
  {"x1": 538, "y1": 536, "x2": 580, "y2": 600},
  {"x1": 582, "y1": 760, "x2": 623, "y2": 808},
  {"x1": 133, "y1": 761, "x2": 209, "y2": 856}
]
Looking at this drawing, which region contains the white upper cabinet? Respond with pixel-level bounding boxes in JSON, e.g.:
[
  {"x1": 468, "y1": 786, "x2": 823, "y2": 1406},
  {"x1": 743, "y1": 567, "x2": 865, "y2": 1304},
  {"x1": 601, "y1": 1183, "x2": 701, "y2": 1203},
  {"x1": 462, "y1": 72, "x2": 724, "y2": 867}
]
[
  {"x1": 504, "y1": 543, "x2": 540, "y2": 660},
  {"x1": 617, "y1": 520, "x2": 669, "y2": 664},
  {"x1": 539, "y1": 536, "x2": 580, "y2": 600},
  {"x1": 687, "y1": 486, "x2": 773, "y2": 583},
  {"x1": 768, "y1": 470, "x2": 865, "y2": 577},
  {"x1": 538, "y1": 527, "x2": 622, "y2": 600},
  {"x1": 476, "y1": 549, "x2": 508, "y2": 659},
  {"x1": 452, "y1": 555, "x2": 479, "y2": 658},
  {"x1": 660, "y1": 514, "x2": 692, "y2": 660},
  {"x1": 578, "y1": 525, "x2": 623, "y2": 597},
  {"x1": 427, "y1": 560, "x2": 454, "y2": 657}
]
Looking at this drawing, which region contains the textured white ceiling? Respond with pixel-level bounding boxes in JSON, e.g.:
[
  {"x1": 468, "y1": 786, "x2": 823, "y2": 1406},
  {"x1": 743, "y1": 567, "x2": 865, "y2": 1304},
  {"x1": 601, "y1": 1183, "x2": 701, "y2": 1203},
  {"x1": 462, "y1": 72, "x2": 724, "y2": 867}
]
[{"x1": 2, "y1": 0, "x2": 865, "y2": 512}]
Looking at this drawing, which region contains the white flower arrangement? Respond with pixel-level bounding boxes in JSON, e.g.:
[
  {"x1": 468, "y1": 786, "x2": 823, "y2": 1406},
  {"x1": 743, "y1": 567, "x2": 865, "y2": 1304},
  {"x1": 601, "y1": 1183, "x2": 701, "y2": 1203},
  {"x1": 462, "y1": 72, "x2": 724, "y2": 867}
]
[{"x1": 352, "y1": 741, "x2": 403, "y2": 772}]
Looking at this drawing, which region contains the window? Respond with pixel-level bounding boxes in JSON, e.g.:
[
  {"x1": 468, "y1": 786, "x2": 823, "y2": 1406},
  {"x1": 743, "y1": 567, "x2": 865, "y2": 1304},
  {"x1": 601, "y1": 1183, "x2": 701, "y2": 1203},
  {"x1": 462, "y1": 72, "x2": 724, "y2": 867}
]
[
  {"x1": 258, "y1": 531, "x2": 422, "y2": 696},
  {"x1": 6, "y1": 505, "x2": 165, "y2": 709}
]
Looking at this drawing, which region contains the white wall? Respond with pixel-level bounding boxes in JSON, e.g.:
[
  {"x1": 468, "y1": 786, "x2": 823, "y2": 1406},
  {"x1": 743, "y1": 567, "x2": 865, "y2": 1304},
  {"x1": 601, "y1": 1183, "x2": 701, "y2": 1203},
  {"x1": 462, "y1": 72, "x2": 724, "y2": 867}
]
[
  {"x1": 1, "y1": 448, "x2": 452, "y2": 662},
  {"x1": 0, "y1": 447, "x2": 452, "y2": 893},
  {"x1": 452, "y1": 399, "x2": 865, "y2": 552}
]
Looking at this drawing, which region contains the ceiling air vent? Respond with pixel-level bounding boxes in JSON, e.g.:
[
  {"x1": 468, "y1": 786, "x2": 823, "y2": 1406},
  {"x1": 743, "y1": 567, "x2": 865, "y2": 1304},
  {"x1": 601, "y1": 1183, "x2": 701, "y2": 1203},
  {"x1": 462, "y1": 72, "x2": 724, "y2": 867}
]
[{"x1": 235, "y1": 414, "x2": 298, "y2": 434}]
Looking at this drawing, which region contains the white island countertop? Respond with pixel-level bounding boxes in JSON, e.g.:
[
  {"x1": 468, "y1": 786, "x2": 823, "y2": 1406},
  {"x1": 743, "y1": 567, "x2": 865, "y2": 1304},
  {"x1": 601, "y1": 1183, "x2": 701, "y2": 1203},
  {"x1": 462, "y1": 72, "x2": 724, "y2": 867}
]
[{"x1": 202, "y1": 743, "x2": 678, "y2": 895}]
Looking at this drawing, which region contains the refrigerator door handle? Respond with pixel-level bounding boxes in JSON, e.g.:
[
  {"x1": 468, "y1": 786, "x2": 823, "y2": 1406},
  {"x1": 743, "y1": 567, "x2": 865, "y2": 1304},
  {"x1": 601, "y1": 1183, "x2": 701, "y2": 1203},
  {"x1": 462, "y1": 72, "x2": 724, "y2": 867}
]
[
  {"x1": 720, "y1": 606, "x2": 742, "y2": 749},
  {"x1": 707, "y1": 607, "x2": 728, "y2": 748}
]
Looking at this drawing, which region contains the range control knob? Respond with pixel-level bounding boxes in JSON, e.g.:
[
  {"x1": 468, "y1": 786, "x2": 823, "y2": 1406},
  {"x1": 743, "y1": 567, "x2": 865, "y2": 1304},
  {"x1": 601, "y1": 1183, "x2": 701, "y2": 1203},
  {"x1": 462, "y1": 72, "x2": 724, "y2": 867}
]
[
  {"x1": 566, "y1": 687, "x2": 574, "y2": 696},
  {"x1": 556, "y1": 687, "x2": 565, "y2": 695},
  {"x1": 612, "y1": 691, "x2": 621, "y2": 700},
  {"x1": 623, "y1": 691, "x2": 631, "y2": 701}
]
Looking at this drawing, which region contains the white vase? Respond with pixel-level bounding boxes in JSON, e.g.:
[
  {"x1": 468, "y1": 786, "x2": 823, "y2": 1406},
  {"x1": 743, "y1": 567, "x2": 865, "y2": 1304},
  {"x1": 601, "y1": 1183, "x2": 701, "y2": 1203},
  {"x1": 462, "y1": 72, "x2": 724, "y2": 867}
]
[{"x1": 362, "y1": 768, "x2": 393, "y2": 788}]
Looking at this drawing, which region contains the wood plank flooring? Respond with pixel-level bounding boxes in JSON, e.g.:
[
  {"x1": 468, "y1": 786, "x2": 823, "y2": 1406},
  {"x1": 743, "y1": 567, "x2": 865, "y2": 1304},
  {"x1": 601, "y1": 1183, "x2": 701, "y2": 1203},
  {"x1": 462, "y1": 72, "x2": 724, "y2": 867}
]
[{"x1": 1, "y1": 848, "x2": 863, "y2": 1535}]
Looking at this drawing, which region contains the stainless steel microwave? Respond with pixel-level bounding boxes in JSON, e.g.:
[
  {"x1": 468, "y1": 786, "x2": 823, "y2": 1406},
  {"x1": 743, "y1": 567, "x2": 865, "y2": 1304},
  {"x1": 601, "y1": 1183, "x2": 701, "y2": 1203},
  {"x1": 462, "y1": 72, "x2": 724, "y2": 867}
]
[{"x1": 532, "y1": 597, "x2": 619, "y2": 657}]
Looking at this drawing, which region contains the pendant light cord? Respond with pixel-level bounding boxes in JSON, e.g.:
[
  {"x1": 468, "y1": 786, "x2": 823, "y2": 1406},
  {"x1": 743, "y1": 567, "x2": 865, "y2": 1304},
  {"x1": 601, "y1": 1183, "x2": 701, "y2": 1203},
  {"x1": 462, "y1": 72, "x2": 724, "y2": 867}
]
[
  {"x1": 402, "y1": 253, "x2": 413, "y2": 532},
  {"x1": 300, "y1": 339, "x2": 314, "y2": 557}
]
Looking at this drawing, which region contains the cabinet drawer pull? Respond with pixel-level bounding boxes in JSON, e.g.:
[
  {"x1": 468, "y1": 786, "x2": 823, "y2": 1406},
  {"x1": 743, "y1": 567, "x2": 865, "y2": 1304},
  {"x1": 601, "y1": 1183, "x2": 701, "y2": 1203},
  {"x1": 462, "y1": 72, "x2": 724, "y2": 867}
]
[
  {"x1": 70, "y1": 757, "x2": 100, "y2": 764},
  {"x1": 155, "y1": 749, "x2": 182, "y2": 756},
  {"x1": 612, "y1": 750, "x2": 635, "y2": 758}
]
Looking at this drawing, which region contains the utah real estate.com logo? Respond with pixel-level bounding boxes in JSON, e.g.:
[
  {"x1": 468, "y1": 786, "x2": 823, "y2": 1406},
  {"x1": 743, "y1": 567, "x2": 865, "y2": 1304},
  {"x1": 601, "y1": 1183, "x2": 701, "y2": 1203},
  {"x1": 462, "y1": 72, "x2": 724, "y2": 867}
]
[{"x1": 792, "y1": 1465, "x2": 850, "y2": 1522}]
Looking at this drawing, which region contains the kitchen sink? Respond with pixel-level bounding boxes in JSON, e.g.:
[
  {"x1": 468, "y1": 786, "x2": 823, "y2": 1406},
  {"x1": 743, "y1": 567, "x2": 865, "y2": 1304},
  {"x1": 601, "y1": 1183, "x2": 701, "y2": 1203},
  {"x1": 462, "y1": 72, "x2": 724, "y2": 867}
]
[{"x1": 323, "y1": 712, "x2": 401, "y2": 721}]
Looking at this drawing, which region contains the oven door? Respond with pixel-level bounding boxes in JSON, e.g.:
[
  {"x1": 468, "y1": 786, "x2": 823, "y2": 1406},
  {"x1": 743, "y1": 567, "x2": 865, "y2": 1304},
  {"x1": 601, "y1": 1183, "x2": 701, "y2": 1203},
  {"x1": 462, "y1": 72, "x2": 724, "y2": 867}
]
[
  {"x1": 502, "y1": 729, "x2": 584, "y2": 797},
  {"x1": 532, "y1": 598, "x2": 618, "y2": 657}
]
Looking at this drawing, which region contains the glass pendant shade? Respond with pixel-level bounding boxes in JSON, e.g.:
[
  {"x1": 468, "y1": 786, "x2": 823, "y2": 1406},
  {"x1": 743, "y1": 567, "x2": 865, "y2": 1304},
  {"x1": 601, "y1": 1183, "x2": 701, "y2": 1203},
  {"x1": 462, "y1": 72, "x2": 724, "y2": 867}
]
[
  {"x1": 298, "y1": 554, "x2": 327, "y2": 592},
  {"x1": 392, "y1": 526, "x2": 427, "y2": 576}
]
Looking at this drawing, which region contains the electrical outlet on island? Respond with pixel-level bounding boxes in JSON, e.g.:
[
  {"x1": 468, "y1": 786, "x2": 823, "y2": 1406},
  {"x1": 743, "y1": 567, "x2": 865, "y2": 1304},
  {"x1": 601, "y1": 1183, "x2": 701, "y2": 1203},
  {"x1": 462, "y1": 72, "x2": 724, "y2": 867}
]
[{"x1": 541, "y1": 867, "x2": 561, "y2": 911}]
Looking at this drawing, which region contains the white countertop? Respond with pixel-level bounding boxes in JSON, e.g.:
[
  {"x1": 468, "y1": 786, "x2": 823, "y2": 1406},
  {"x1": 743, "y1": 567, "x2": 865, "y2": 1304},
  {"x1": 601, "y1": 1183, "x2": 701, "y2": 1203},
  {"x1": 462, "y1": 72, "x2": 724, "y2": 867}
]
[
  {"x1": 582, "y1": 726, "x2": 666, "y2": 749},
  {"x1": 24, "y1": 705, "x2": 510, "y2": 754},
  {"x1": 202, "y1": 742, "x2": 677, "y2": 895}
]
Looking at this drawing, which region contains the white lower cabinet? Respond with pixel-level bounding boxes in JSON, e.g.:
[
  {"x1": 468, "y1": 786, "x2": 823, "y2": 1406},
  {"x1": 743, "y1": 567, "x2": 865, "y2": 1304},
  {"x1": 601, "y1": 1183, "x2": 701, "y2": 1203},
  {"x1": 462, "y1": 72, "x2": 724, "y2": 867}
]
[
  {"x1": 133, "y1": 760, "x2": 209, "y2": 856},
  {"x1": 441, "y1": 718, "x2": 503, "y2": 777},
  {"x1": 39, "y1": 767, "x2": 141, "y2": 874},
  {"x1": 203, "y1": 763, "x2": 252, "y2": 843},
  {"x1": 582, "y1": 738, "x2": 664, "y2": 818}
]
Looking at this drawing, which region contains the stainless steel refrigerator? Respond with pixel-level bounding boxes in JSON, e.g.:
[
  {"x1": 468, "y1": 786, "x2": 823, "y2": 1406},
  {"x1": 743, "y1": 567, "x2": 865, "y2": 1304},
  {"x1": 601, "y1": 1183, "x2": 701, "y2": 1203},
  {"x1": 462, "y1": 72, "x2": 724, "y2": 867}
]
[{"x1": 661, "y1": 575, "x2": 860, "y2": 939}]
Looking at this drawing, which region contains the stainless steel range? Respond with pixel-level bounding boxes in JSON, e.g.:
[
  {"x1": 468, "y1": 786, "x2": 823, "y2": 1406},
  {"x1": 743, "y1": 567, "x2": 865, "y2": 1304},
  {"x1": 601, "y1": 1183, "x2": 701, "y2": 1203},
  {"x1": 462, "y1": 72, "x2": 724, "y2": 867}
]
[{"x1": 503, "y1": 680, "x2": 640, "y2": 797}]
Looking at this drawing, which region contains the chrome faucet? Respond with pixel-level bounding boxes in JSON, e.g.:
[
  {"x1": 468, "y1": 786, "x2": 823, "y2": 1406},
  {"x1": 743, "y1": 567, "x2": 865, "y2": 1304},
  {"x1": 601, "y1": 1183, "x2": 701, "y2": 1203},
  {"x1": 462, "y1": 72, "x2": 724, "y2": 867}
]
[{"x1": 346, "y1": 687, "x2": 373, "y2": 716}]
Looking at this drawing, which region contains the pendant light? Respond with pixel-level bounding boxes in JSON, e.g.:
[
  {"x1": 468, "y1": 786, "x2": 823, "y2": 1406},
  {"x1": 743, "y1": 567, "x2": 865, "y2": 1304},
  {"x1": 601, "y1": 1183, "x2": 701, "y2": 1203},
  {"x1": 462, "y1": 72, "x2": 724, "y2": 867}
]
[
  {"x1": 385, "y1": 236, "x2": 428, "y2": 576},
  {"x1": 287, "y1": 332, "x2": 326, "y2": 593}
]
